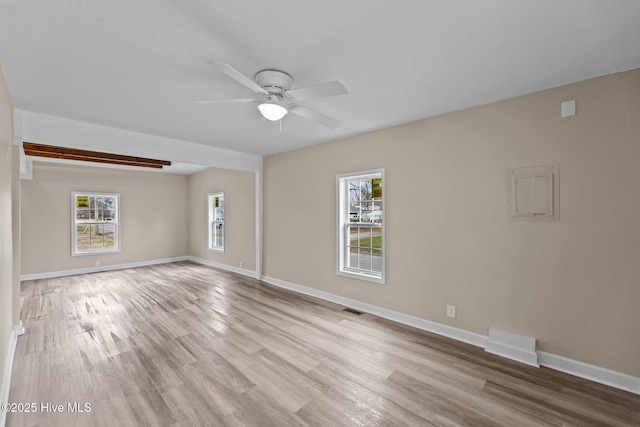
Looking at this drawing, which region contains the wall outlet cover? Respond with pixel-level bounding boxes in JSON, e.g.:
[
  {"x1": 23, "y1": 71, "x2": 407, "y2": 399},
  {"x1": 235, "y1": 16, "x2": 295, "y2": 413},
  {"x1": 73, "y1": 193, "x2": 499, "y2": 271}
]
[{"x1": 447, "y1": 304, "x2": 456, "y2": 318}]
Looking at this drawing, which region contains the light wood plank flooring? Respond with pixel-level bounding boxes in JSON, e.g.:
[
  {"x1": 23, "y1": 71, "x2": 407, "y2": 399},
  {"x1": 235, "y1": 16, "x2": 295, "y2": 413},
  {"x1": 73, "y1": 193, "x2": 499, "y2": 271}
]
[{"x1": 7, "y1": 261, "x2": 640, "y2": 426}]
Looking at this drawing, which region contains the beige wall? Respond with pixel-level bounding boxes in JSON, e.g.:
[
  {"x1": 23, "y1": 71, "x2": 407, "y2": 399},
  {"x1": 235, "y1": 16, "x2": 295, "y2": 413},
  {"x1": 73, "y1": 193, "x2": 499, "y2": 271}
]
[
  {"x1": 21, "y1": 163, "x2": 190, "y2": 274},
  {"x1": 264, "y1": 69, "x2": 640, "y2": 377},
  {"x1": 189, "y1": 167, "x2": 255, "y2": 271},
  {"x1": 0, "y1": 60, "x2": 15, "y2": 378}
]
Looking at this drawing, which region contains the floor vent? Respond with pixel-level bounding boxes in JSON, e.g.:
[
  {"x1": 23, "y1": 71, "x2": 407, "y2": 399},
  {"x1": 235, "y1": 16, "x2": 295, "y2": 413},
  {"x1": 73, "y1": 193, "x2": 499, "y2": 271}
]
[{"x1": 343, "y1": 307, "x2": 365, "y2": 315}]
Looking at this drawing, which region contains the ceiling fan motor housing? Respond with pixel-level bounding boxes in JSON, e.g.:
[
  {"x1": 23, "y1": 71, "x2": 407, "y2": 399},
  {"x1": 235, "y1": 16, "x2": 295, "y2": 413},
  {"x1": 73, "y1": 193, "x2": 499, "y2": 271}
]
[{"x1": 255, "y1": 69, "x2": 293, "y2": 95}]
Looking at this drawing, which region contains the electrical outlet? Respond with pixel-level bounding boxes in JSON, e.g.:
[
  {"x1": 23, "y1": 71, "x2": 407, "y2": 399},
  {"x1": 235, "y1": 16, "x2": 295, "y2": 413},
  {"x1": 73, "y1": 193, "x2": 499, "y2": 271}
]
[
  {"x1": 94, "y1": 260, "x2": 100, "y2": 267},
  {"x1": 446, "y1": 304, "x2": 456, "y2": 319},
  {"x1": 240, "y1": 261, "x2": 243, "y2": 269}
]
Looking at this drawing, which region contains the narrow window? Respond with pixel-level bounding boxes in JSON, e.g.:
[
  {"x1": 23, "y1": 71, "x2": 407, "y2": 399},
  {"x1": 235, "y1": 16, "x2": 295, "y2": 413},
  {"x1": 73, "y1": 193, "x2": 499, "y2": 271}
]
[
  {"x1": 208, "y1": 193, "x2": 224, "y2": 252},
  {"x1": 72, "y1": 192, "x2": 120, "y2": 255},
  {"x1": 337, "y1": 169, "x2": 385, "y2": 284}
]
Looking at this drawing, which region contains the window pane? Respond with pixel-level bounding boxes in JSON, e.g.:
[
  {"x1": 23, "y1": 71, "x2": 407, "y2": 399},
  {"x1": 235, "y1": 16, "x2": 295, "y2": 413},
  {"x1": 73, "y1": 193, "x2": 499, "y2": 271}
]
[
  {"x1": 73, "y1": 193, "x2": 119, "y2": 255},
  {"x1": 358, "y1": 226, "x2": 373, "y2": 249},
  {"x1": 371, "y1": 228, "x2": 382, "y2": 249},
  {"x1": 348, "y1": 246, "x2": 359, "y2": 270},
  {"x1": 358, "y1": 248, "x2": 372, "y2": 271},
  {"x1": 90, "y1": 224, "x2": 104, "y2": 249},
  {"x1": 76, "y1": 224, "x2": 90, "y2": 251},
  {"x1": 215, "y1": 222, "x2": 224, "y2": 247},
  {"x1": 372, "y1": 250, "x2": 383, "y2": 273},
  {"x1": 103, "y1": 224, "x2": 116, "y2": 249},
  {"x1": 348, "y1": 225, "x2": 358, "y2": 247}
]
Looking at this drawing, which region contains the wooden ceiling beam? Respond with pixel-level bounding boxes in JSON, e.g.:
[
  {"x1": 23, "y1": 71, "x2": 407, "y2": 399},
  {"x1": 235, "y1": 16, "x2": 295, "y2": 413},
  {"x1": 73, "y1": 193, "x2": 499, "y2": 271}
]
[
  {"x1": 22, "y1": 142, "x2": 171, "y2": 169},
  {"x1": 22, "y1": 149, "x2": 164, "y2": 168}
]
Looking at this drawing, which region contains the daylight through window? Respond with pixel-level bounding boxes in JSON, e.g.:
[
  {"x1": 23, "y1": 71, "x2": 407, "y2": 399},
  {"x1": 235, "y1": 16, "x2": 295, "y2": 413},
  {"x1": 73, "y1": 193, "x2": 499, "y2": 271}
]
[
  {"x1": 72, "y1": 192, "x2": 120, "y2": 255},
  {"x1": 208, "y1": 193, "x2": 225, "y2": 252},
  {"x1": 337, "y1": 169, "x2": 385, "y2": 284}
]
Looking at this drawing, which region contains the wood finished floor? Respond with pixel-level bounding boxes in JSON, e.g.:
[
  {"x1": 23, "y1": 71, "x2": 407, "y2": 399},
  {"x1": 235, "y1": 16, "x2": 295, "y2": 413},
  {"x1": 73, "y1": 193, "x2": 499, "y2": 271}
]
[{"x1": 8, "y1": 261, "x2": 640, "y2": 426}]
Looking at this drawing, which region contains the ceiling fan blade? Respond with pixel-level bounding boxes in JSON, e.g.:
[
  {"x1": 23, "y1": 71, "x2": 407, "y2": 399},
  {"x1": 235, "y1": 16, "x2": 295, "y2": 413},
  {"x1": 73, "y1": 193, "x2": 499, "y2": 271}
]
[
  {"x1": 286, "y1": 81, "x2": 347, "y2": 101},
  {"x1": 289, "y1": 105, "x2": 340, "y2": 129},
  {"x1": 191, "y1": 98, "x2": 258, "y2": 104},
  {"x1": 209, "y1": 62, "x2": 269, "y2": 96}
]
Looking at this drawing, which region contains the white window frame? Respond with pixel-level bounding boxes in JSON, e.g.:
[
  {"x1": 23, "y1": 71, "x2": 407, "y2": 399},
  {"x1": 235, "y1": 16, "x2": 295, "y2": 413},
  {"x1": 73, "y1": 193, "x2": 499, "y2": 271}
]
[
  {"x1": 71, "y1": 192, "x2": 121, "y2": 256},
  {"x1": 336, "y1": 168, "x2": 385, "y2": 284},
  {"x1": 208, "y1": 192, "x2": 225, "y2": 252}
]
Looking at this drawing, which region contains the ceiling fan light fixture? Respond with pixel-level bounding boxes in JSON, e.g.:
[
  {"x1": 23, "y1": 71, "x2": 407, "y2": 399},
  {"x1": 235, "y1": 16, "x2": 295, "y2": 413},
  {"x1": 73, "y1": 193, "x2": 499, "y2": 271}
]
[{"x1": 258, "y1": 101, "x2": 289, "y2": 121}]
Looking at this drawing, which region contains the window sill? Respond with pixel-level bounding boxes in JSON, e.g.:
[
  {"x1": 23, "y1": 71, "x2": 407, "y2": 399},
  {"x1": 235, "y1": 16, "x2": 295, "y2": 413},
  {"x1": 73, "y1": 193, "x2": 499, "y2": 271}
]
[
  {"x1": 72, "y1": 249, "x2": 120, "y2": 257},
  {"x1": 337, "y1": 269, "x2": 385, "y2": 285},
  {"x1": 208, "y1": 247, "x2": 225, "y2": 253}
]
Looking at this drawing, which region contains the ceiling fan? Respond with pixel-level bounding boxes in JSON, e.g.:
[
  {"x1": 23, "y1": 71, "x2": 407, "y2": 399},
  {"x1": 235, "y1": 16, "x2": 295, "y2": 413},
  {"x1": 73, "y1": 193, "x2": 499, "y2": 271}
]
[{"x1": 193, "y1": 62, "x2": 348, "y2": 129}]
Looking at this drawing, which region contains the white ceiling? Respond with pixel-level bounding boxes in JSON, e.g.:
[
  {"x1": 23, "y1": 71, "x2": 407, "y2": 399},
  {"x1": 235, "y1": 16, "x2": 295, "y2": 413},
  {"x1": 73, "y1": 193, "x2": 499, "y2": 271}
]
[{"x1": 1, "y1": 0, "x2": 640, "y2": 157}]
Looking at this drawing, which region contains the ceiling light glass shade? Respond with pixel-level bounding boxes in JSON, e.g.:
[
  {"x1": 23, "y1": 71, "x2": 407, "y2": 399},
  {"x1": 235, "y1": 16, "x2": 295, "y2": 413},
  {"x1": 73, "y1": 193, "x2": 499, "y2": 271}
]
[{"x1": 258, "y1": 102, "x2": 288, "y2": 121}]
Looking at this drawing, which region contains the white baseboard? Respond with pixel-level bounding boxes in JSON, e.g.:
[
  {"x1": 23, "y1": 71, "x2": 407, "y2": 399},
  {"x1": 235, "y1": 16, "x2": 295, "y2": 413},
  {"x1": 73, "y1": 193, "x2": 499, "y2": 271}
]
[
  {"x1": 486, "y1": 328, "x2": 539, "y2": 367},
  {"x1": 261, "y1": 275, "x2": 487, "y2": 348},
  {"x1": 19, "y1": 256, "x2": 191, "y2": 281},
  {"x1": 18, "y1": 256, "x2": 259, "y2": 282},
  {"x1": 13, "y1": 323, "x2": 24, "y2": 337},
  {"x1": 261, "y1": 275, "x2": 640, "y2": 396},
  {"x1": 538, "y1": 351, "x2": 640, "y2": 395},
  {"x1": 1, "y1": 322, "x2": 24, "y2": 427},
  {"x1": 188, "y1": 256, "x2": 258, "y2": 279}
]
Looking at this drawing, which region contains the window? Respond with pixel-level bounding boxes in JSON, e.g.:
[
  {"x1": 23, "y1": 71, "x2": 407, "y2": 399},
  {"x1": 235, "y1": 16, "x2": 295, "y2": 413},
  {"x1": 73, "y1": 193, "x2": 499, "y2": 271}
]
[
  {"x1": 72, "y1": 192, "x2": 120, "y2": 255},
  {"x1": 337, "y1": 169, "x2": 385, "y2": 284},
  {"x1": 208, "y1": 192, "x2": 224, "y2": 252}
]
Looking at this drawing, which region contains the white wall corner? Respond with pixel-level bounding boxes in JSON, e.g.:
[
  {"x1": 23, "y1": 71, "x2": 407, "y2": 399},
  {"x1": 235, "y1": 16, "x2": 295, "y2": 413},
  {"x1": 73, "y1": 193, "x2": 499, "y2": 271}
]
[
  {"x1": 13, "y1": 108, "x2": 24, "y2": 143},
  {"x1": 12, "y1": 110, "x2": 32, "y2": 180},
  {"x1": 255, "y1": 166, "x2": 263, "y2": 280},
  {"x1": 20, "y1": 155, "x2": 32, "y2": 180},
  {"x1": 485, "y1": 327, "x2": 539, "y2": 367}
]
